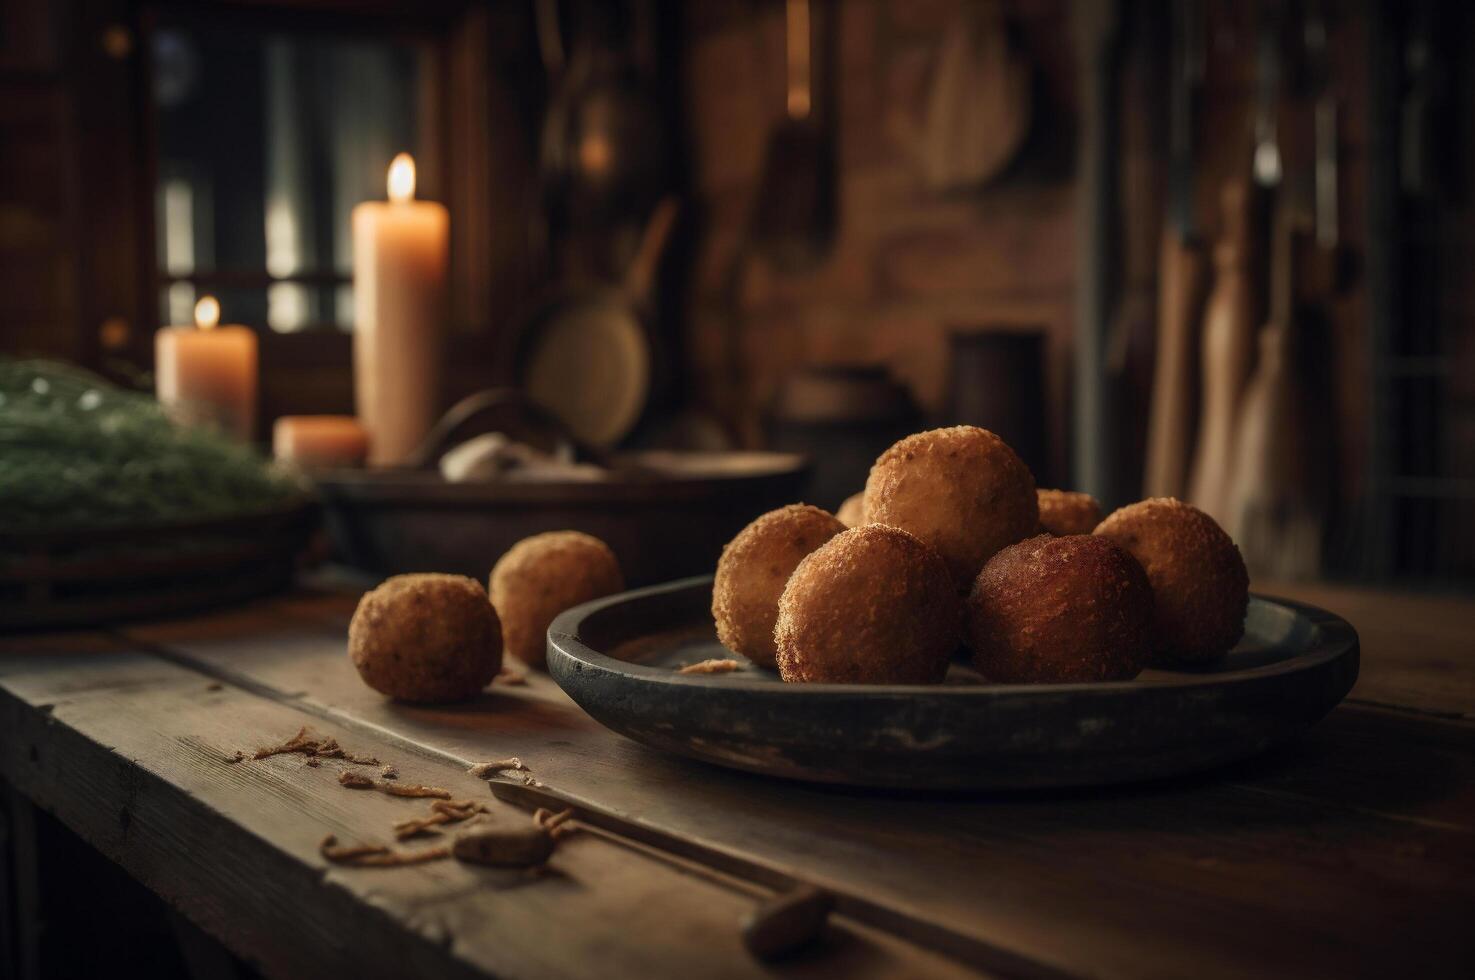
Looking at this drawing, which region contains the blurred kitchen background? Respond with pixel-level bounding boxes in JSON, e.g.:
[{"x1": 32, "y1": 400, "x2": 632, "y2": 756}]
[{"x1": 1, "y1": 0, "x2": 1471, "y2": 587}]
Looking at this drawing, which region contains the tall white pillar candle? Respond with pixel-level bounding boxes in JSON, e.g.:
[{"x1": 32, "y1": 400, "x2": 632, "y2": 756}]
[{"x1": 352, "y1": 153, "x2": 449, "y2": 466}]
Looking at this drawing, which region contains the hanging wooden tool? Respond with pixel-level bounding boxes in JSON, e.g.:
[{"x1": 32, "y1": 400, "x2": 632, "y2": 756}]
[
  {"x1": 1143, "y1": 0, "x2": 1206, "y2": 499},
  {"x1": 1071, "y1": 0, "x2": 1123, "y2": 505},
  {"x1": 1145, "y1": 232, "x2": 1208, "y2": 499},
  {"x1": 1226, "y1": 209, "x2": 1325, "y2": 579},
  {"x1": 1251, "y1": 3, "x2": 1283, "y2": 189},
  {"x1": 1306, "y1": 1, "x2": 1338, "y2": 250},
  {"x1": 751, "y1": 0, "x2": 834, "y2": 273},
  {"x1": 1187, "y1": 183, "x2": 1257, "y2": 526}
]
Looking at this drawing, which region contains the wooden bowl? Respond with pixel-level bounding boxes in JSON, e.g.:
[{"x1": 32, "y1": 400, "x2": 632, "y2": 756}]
[{"x1": 315, "y1": 452, "x2": 808, "y2": 587}]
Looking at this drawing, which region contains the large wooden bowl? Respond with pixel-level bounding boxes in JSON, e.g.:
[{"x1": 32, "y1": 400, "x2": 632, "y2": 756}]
[
  {"x1": 315, "y1": 452, "x2": 808, "y2": 587},
  {"x1": 548, "y1": 577, "x2": 1360, "y2": 790}
]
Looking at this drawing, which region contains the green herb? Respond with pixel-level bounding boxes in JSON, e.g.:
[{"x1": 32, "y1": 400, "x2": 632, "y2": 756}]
[{"x1": 0, "y1": 359, "x2": 308, "y2": 531}]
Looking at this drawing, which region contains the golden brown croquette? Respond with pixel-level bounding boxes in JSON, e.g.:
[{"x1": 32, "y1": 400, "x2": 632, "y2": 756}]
[
  {"x1": 349, "y1": 574, "x2": 503, "y2": 702},
  {"x1": 712, "y1": 504, "x2": 847, "y2": 667},
  {"x1": 966, "y1": 534, "x2": 1153, "y2": 683},
  {"x1": 1036, "y1": 488, "x2": 1104, "y2": 536},
  {"x1": 490, "y1": 531, "x2": 624, "y2": 669},
  {"x1": 835, "y1": 492, "x2": 866, "y2": 528},
  {"x1": 775, "y1": 524, "x2": 961, "y2": 684},
  {"x1": 863, "y1": 426, "x2": 1037, "y2": 589},
  {"x1": 1094, "y1": 497, "x2": 1249, "y2": 665}
]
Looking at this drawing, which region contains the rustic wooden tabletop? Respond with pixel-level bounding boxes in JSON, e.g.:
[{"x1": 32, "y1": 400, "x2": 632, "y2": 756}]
[{"x1": 1, "y1": 580, "x2": 1471, "y2": 979}]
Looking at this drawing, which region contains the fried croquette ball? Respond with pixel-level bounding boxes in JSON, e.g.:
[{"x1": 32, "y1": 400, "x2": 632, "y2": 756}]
[
  {"x1": 863, "y1": 426, "x2": 1038, "y2": 588},
  {"x1": 712, "y1": 504, "x2": 846, "y2": 667},
  {"x1": 966, "y1": 535, "x2": 1153, "y2": 683},
  {"x1": 349, "y1": 574, "x2": 502, "y2": 702},
  {"x1": 1036, "y1": 489, "x2": 1103, "y2": 536},
  {"x1": 490, "y1": 531, "x2": 623, "y2": 669},
  {"x1": 774, "y1": 524, "x2": 961, "y2": 684},
  {"x1": 836, "y1": 491, "x2": 867, "y2": 528},
  {"x1": 1093, "y1": 498, "x2": 1249, "y2": 665}
]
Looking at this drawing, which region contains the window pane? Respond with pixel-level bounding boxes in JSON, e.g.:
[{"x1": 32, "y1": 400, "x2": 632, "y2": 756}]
[{"x1": 152, "y1": 23, "x2": 428, "y2": 331}]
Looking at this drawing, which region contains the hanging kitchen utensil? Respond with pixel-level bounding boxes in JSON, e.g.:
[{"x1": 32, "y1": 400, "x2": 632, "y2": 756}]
[
  {"x1": 1167, "y1": 0, "x2": 1204, "y2": 242},
  {"x1": 1305, "y1": 2, "x2": 1338, "y2": 249},
  {"x1": 536, "y1": 0, "x2": 668, "y2": 231},
  {"x1": 1072, "y1": 0, "x2": 1123, "y2": 505},
  {"x1": 898, "y1": 0, "x2": 1031, "y2": 192},
  {"x1": 1399, "y1": 4, "x2": 1446, "y2": 201},
  {"x1": 1187, "y1": 183, "x2": 1257, "y2": 527},
  {"x1": 1144, "y1": 0, "x2": 1207, "y2": 499},
  {"x1": 1226, "y1": 208, "x2": 1326, "y2": 579},
  {"x1": 1145, "y1": 229, "x2": 1208, "y2": 499},
  {"x1": 1252, "y1": 5, "x2": 1282, "y2": 188},
  {"x1": 510, "y1": 198, "x2": 679, "y2": 448},
  {"x1": 751, "y1": 0, "x2": 834, "y2": 273}
]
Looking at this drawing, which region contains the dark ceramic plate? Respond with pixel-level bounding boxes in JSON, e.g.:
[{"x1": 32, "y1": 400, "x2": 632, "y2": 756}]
[{"x1": 548, "y1": 577, "x2": 1360, "y2": 790}]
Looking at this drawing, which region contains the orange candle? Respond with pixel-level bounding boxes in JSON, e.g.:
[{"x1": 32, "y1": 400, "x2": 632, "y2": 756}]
[
  {"x1": 352, "y1": 153, "x2": 449, "y2": 466},
  {"x1": 155, "y1": 296, "x2": 258, "y2": 441},
  {"x1": 273, "y1": 416, "x2": 369, "y2": 468}
]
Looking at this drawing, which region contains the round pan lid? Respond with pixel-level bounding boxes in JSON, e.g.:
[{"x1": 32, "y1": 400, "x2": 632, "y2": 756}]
[{"x1": 517, "y1": 291, "x2": 651, "y2": 448}]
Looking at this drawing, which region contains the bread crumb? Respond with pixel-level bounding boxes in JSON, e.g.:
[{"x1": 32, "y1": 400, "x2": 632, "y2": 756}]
[
  {"x1": 468, "y1": 758, "x2": 528, "y2": 779},
  {"x1": 254, "y1": 726, "x2": 379, "y2": 765},
  {"x1": 393, "y1": 799, "x2": 488, "y2": 840},
  {"x1": 382, "y1": 782, "x2": 453, "y2": 799},
  {"x1": 320, "y1": 834, "x2": 449, "y2": 867},
  {"x1": 338, "y1": 769, "x2": 450, "y2": 798},
  {"x1": 678, "y1": 659, "x2": 741, "y2": 675}
]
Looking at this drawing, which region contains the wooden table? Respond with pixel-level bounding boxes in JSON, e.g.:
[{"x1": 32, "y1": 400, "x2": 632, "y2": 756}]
[{"x1": 1, "y1": 581, "x2": 1472, "y2": 979}]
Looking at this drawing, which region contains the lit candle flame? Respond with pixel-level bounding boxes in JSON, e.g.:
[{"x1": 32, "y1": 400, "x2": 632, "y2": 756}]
[
  {"x1": 194, "y1": 295, "x2": 221, "y2": 330},
  {"x1": 387, "y1": 153, "x2": 416, "y2": 203}
]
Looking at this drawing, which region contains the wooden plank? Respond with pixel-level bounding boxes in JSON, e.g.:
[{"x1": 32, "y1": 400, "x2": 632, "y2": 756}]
[
  {"x1": 0, "y1": 637, "x2": 972, "y2": 980},
  {"x1": 117, "y1": 592, "x2": 1475, "y2": 980},
  {"x1": 1259, "y1": 581, "x2": 1475, "y2": 720}
]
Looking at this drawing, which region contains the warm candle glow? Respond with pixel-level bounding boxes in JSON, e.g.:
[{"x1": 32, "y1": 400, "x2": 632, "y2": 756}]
[
  {"x1": 159, "y1": 294, "x2": 257, "y2": 440},
  {"x1": 354, "y1": 150, "x2": 448, "y2": 464},
  {"x1": 387, "y1": 153, "x2": 416, "y2": 203},
  {"x1": 194, "y1": 295, "x2": 221, "y2": 330}
]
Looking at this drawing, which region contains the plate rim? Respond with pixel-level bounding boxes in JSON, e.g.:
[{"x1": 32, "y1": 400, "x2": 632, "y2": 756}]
[{"x1": 548, "y1": 575, "x2": 1360, "y2": 698}]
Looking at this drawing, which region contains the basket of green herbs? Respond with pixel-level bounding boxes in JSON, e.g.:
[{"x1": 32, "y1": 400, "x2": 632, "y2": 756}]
[{"x1": 0, "y1": 359, "x2": 315, "y2": 628}]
